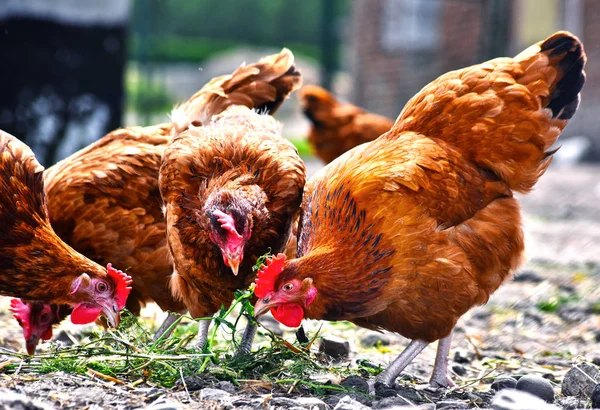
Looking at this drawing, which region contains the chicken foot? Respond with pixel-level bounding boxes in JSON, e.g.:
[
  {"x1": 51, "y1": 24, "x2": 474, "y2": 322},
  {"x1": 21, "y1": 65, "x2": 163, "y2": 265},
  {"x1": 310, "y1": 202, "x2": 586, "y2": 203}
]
[
  {"x1": 153, "y1": 311, "x2": 181, "y2": 341},
  {"x1": 428, "y1": 331, "x2": 455, "y2": 388},
  {"x1": 372, "y1": 339, "x2": 429, "y2": 390},
  {"x1": 195, "y1": 318, "x2": 212, "y2": 349}
]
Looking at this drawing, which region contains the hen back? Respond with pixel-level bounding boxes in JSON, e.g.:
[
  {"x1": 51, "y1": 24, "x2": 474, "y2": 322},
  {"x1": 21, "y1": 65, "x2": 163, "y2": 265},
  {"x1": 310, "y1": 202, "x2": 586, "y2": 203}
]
[
  {"x1": 290, "y1": 32, "x2": 585, "y2": 342},
  {"x1": 0, "y1": 131, "x2": 107, "y2": 303},
  {"x1": 160, "y1": 50, "x2": 305, "y2": 318},
  {"x1": 299, "y1": 85, "x2": 394, "y2": 163}
]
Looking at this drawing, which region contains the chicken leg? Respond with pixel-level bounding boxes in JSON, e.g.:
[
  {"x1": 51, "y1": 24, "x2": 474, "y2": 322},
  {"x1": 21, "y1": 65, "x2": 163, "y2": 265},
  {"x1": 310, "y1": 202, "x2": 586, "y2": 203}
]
[
  {"x1": 429, "y1": 331, "x2": 455, "y2": 388},
  {"x1": 373, "y1": 339, "x2": 429, "y2": 389},
  {"x1": 195, "y1": 318, "x2": 211, "y2": 349},
  {"x1": 235, "y1": 320, "x2": 257, "y2": 356},
  {"x1": 153, "y1": 311, "x2": 181, "y2": 341}
]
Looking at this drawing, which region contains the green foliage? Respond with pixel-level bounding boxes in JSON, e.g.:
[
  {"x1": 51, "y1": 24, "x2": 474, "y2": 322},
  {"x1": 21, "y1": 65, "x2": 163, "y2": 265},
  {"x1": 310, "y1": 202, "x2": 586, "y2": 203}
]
[
  {"x1": 126, "y1": 70, "x2": 175, "y2": 114},
  {"x1": 253, "y1": 248, "x2": 273, "y2": 272},
  {"x1": 537, "y1": 295, "x2": 580, "y2": 313},
  {"x1": 287, "y1": 137, "x2": 313, "y2": 158}
]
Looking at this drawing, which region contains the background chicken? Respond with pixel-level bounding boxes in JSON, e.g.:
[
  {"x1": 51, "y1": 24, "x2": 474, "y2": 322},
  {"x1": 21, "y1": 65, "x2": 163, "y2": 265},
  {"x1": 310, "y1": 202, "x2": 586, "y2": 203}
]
[
  {"x1": 10, "y1": 49, "x2": 302, "y2": 354},
  {"x1": 0, "y1": 130, "x2": 133, "y2": 330},
  {"x1": 299, "y1": 85, "x2": 394, "y2": 163},
  {"x1": 254, "y1": 32, "x2": 586, "y2": 389},
  {"x1": 160, "y1": 49, "x2": 305, "y2": 353}
]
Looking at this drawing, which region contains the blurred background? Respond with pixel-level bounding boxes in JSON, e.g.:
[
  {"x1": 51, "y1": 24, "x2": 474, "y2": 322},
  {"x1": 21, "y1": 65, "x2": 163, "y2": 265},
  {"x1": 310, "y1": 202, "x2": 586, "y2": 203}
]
[{"x1": 1, "y1": 0, "x2": 599, "y2": 166}]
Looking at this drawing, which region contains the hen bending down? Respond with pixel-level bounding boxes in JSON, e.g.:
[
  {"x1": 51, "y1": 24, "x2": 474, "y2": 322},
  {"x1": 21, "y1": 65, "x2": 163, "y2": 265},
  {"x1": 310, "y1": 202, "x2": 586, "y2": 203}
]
[
  {"x1": 160, "y1": 49, "x2": 305, "y2": 353},
  {"x1": 0, "y1": 131, "x2": 133, "y2": 331},
  {"x1": 299, "y1": 85, "x2": 394, "y2": 163},
  {"x1": 10, "y1": 49, "x2": 300, "y2": 354},
  {"x1": 254, "y1": 32, "x2": 586, "y2": 388}
]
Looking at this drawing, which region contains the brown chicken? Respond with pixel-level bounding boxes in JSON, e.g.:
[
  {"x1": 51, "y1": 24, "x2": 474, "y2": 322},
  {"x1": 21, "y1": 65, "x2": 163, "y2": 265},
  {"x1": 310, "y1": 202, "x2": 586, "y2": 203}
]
[
  {"x1": 11, "y1": 49, "x2": 301, "y2": 354},
  {"x1": 254, "y1": 32, "x2": 586, "y2": 388},
  {"x1": 160, "y1": 49, "x2": 305, "y2": 353},
  {"x1": 299, "y1": 85, "x2": 394, "y2": 163},
  {"x1": 0, "y1": 131, "x2": 133, "y2": 329}
]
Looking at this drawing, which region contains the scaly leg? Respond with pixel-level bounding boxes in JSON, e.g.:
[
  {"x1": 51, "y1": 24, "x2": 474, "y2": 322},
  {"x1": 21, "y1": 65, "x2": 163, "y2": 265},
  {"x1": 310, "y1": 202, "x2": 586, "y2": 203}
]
[
  {"x1": 429, "y1": 331, "x2": 455, "y2": 388},
  {"x1": 195, "y1": 318, "x2": 211, "y2": 349},
  {"x1": 153, "y1": 311, "x2": 180, "y2": 341},
  {"x1": 374, "y1": 339, "x2": 429, "y2": 388},
  {"x1": 235, "y1": 319, "x2": 258, "y2": 356}
]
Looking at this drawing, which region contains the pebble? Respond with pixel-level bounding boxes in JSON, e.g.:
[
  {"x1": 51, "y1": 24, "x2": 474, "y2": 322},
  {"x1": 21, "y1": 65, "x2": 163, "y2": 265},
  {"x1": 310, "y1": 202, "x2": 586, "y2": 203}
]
[
  {"x1": 561, "y1": 362, "x2": 599, "y2": 398},
  {"x1": 373, "y1": 397, "x2": 434, "y2": 410},
  {"x1": 295, "y1": 396, "x2": 331, "y2": 410},
  {"x1": 592, "y1": 355, "x2": 600, "y2": 366},
  {"x1": 0, "y1": 389, "x2": 54, "y2": 410},
  {"x1": 340, "y1": 376, "x2": 369, "y2": 393},
  {"x1": 592, "y1": 383, "x2": 600, "y2": 408},
  {"x1": 198, "y1": 388, "x2": 232, "y2": 402},
  {"x1": 451, "y1": 364, "x2": 467, "y2": 376},
  {"x1": 259, "y1": 314, "x2": 284, "y2": 336},
  {"x1": 515, "y1": 374, "x2": 554, "y2": 403},
  {"x1": 557, "y1": 303, "x2": 588, "y2": 323},
  {"x1": 146, "y1": 397, "x2": 184, "y2": 410},
  {"x1": 491, "y1": 389, "x2": 559, "y2": 410},
  {"x1": 270, "y1": 397, "x2": 308, "y2": 408},
  {"x1": 436, "y1": 399, "x2": 468, "y2": 409},
  {"x1": 491, "y1": 376, "x2": 518, "y2": 391},
  {"x1": 558, "y1": 396, "x2": 585, "y2": 410},
  {"x1": 360, "y1": 332, "x2": 391, "y2": 347},
  {"x1": 319, "y1": 336, "x2": 351, "y2": 359},
  {"x1": 332, "y1": 395, "x2": 370, "y2": 410},
  {"x1": 453, "y1": 350, "x2": 472, "y2": 364},
  {"x1": 513, "y1": 270, "x2": 544, "y2": 283}
]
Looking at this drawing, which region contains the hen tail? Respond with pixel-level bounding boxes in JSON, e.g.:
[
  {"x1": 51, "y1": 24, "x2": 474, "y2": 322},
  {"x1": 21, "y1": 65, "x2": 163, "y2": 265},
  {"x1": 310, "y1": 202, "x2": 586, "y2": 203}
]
[
  {"x1": 170, "y1": 48, "x2": 302, "y2": 137},
  {"x1": 394, "y1": 31, "x2": 586, "y2": 193},
  {"x1": 0, "y1": 131, "x2": 50, "y2": 250}
]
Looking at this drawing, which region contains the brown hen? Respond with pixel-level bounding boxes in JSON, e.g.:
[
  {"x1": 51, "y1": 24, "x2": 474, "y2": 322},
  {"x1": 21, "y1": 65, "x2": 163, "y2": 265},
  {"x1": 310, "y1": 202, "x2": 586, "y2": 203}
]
[
  {"x1": 254, "y1": 32, "x2": 586, "y2": 388},
  {"x1": 299, "y1": 85, "x2": 394, "y2": 163}
]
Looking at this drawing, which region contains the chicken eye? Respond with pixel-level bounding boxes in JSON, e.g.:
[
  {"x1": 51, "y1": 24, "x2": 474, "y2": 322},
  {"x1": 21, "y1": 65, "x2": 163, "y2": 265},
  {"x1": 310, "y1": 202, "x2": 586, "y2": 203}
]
[
  {"x1": 40, "y1": 314, "x2": 50, "y2": 323},
  {"x1": 283, "y1": 283, "x2": 294, "y2": 291},
  {"x1": 96, "y1": 282, "x2": 108, "y2": 293}
]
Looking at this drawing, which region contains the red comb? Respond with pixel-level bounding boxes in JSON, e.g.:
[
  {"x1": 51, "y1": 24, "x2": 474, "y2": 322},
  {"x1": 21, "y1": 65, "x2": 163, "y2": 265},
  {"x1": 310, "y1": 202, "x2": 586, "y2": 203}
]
[
  {"x1": 107, "y1": 263, "x2": 133, "y2": 310},
  {"x1": 10, "y1": 299, "x2": 31, "y2": 338},
  {"x1": 254, "y1": 253, "x2": 286, "y2": 298},
  {"x1": 213, "y1": 210, "x2": 242, "y2": 240}
]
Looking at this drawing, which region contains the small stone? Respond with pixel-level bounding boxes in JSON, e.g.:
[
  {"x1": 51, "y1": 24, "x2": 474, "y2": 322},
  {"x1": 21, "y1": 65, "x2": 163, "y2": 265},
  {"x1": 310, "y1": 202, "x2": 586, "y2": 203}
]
[
  {"x1": 270, "y1": 397, "x2": 305, "y2": 408},
  {"x1": 373, "y1": 396, "x2": 434, "y2": 409},
  {"x1": 55, "y1": 330, "x2": 75, "y2": 346},
  {"x1": 259, "y1": 314, "x2": 284, "y2": 336},
  {"x1": 199, "y1": 388, "x2": 232, "y2": 402},
  {"x1": 333, "y1": 395, "x2": 370, "y2": 410},
  {"x1": 340, "y1": 376, "x2": 369, "y2": 393},
  {"x1": 513, "y1": 270, "x2": 544, "y2": 283},
  {"x1": 592, "y1": 355, "x2": 600, "y2": 366},
  {"x1": 592, "y1": 383, "x2": 600, "y2": 408},
  {"x1": 491, "y1": 376, "x2": 518, "y2": 391},
  {"x1": 319, "y1": 336, "x2": 351, "y2": 359},
  {"x1": 557, "y1": 303, "x2": 588, "y2": 323},
  {"x1": 558, "y1": 396, "x2": 584, "y2": 410},
  {"x1": 453, "y1": 350, "x2": 472, "y2": 364},
  {"x1": 147, "y1": 397, "x2": 184, "y2": 410},
  {"x1": 216, "y1": 381, "x2": 236, "y2": 393},
  {"x1": 360, "y1": 332, "x2": 391, "y2": 347},
  {"x1": 515, "y1": 375, "x2": 554, "y2": 403},
  {"x1": 0, "y1": 389, "x2": 54, "y2": 410},
  {"x1": 492, "y1": 389, "x2": 559, "y2": 410},
  {"x1": 561, "y1": 362, "x2": 599, "y2": 398},
  {"x1": 436, "y1": 400, "x2": 469, "y2": 409},
  {"x1": 295, "y1": 396, "x2": 331, "y2": 410},
  {"x1": 452, "y1": 364, "x2": 467, "y2": 376},
  {"x1": 594, "y1": 331, "x2": 600, "y2": 343}
]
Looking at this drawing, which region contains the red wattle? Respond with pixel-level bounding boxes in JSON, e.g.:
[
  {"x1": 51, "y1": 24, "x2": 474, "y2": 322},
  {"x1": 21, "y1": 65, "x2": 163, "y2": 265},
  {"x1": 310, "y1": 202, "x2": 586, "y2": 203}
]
[
  {"x1": 271, "y1": 303, "x2": 304, "y2": 328},
  {"x1": 70, "y1": 304, "x2": 102, "y2": 325}
]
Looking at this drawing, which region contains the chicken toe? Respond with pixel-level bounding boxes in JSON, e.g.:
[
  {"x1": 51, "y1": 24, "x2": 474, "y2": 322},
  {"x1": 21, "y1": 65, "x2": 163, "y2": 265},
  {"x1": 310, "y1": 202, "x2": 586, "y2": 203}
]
[{"x1": 374, "y1": 339, "x2": 429, "y2": 387}]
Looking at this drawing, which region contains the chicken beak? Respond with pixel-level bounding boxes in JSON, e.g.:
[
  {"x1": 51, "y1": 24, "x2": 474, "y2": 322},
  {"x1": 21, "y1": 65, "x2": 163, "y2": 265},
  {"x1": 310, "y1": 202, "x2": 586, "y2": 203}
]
[
  {"x1": 25, "y1": 337, "x2": 40, "y2": 355},
  {"x1": 102, "y1": 303, "x2": 121, "y2": 328},
  {"x1": 254, "y1": 297, "x2": 275, "y2": 318},
  {"x1": 226, "y1": 255, "x2": 242, "y2": 276}
]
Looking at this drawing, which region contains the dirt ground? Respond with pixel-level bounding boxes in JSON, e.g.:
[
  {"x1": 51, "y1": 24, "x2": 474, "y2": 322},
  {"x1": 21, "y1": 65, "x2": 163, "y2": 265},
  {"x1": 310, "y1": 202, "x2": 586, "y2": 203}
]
[{"x1": 0, "y1": 162, "x2": 599, "y2": 409}]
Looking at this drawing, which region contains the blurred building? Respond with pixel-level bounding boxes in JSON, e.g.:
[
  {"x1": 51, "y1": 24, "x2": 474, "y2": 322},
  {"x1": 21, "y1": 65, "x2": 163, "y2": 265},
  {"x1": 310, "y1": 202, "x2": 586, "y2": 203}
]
[
  {"x1": 350, "y1": 0, "x2": 599, "y2": 159},
  {"x1": 0, "y1": 0, "x2": 130, "y2": 166}
]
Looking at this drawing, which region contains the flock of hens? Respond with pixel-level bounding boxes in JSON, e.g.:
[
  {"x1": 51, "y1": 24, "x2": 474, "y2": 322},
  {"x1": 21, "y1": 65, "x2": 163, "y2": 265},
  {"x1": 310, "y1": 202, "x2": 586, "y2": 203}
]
[{"x1": 0, "y1": 30, "x2": 587, "y2": 391}]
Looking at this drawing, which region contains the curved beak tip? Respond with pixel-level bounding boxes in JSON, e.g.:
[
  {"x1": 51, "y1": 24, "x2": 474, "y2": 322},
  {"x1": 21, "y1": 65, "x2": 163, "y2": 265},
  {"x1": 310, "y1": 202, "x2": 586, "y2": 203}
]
[
  {"x1": 26, "y1": 341, "x2": 39, "y2": 356},
  {"x1": 253, "y1": 300, "x2": 270, "y2": 318},
  {"x1": 227, "y1": 258, "x2": 241, "y2": 276}
]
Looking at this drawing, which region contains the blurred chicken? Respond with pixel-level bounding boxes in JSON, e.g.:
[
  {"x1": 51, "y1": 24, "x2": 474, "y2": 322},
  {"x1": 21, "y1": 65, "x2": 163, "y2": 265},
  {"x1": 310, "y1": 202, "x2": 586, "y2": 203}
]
[
  {"x1": 0, "y1": 131, "x2": 133, "y2": 333},
  {"x1": 11, "y1": 49, "x2": 303, "y2": 355},
  {"x1": 254, "y1": 32, "x2": 586, "y2": 388},
  {"x1": 160, "y1": 49, "x2": 305, "y2": 353},
  {"x1": 299, "y1": 85, "x2": 394, "y2": 163}
]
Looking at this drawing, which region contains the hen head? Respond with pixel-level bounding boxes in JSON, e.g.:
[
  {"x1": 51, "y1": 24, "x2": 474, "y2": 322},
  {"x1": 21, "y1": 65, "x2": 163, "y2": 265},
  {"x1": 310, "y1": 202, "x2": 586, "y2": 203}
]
[
  {"x1": 10, "y1": 300, "x2": 69, "y2": 355},
  {"x1": 298, "y1": 85, "x2": 338, "y2": 125},
  {"x1": 68, "y1": 263, "x2": 132, "y2": 328},
  {"x1": 206, "y1": 206, "x2": 253, "y2": 276},
  {"x1": 253, "y1": 253, "x2": 317, "y2": 328}
]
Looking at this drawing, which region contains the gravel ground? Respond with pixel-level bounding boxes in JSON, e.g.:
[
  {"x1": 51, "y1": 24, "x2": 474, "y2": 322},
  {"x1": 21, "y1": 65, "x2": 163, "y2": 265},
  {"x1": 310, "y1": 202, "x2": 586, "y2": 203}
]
[{"x1": 0, "y1": 162, "x2": 599, "y2": 409}]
